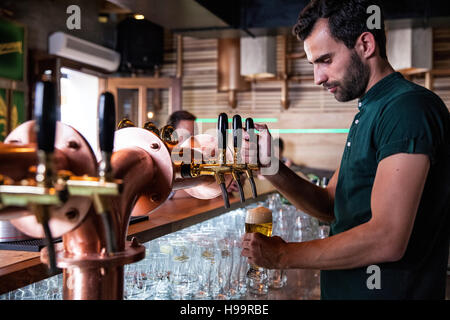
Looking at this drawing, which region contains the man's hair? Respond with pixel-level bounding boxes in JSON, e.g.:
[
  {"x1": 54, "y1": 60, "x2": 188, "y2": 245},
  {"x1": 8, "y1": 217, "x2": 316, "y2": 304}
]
[
  {"x1": 167, "y1": 110, "x2": 197, "y2": 128},
  {"x1": 292, "y1": 0, "x2": 387, "y2": 59}
]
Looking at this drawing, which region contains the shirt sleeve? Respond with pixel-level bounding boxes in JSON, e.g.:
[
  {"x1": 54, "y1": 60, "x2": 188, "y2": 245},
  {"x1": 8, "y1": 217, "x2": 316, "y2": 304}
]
[{"x1": 374, "y1": 91, "x2": 444, "y2": 164}]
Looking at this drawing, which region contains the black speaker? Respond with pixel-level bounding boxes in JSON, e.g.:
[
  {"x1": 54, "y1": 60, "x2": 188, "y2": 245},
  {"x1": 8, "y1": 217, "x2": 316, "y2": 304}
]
[{"x1": 116, "y1": 17, "x2": 164, "y2": 73}]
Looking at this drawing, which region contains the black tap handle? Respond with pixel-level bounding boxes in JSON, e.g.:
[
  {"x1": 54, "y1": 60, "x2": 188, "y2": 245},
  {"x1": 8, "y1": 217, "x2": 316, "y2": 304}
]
[
  {"x1": 245, "y1": 117, "x2": 258, "y2": 198},
  {"x1": 34, "y1": 81, "x2": 57, "y2": 153},
  {"x1": 245, "y1": 117, "x2": 255, "y2": 137},
  {"x1": 98, "y1": 92, "x2": 116, "y2": 153},
  {"x1": 232, "y1": 115, "x2": 246, "y2": 202},
  {"x1": 235, "y1": 174, "x2": 245, "y2": 203},
  {"x1": 245, "y1": 117, "x2": 258, "y2": 165},
  {"x1": 217, "y1": 113, "x2": 228, "y2": 164},
  {"x1": 42, "y1": 218, "x2": 59, "y2": 275},
  {"x1": 232, "y1": 115, "x2": 242, "y2": 151},
  {"x1": 220, "y1": 182, "x2": 230, "y2": 208}
]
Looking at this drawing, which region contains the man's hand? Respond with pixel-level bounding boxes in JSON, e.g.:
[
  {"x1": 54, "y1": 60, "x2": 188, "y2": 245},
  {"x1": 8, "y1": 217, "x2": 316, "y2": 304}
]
[
  {"x1": 242, "y1": 123, "x2": 272, "y2": 168},
  {"x1": 241, "y1": 233, "x2": 287, "y2": 269}
]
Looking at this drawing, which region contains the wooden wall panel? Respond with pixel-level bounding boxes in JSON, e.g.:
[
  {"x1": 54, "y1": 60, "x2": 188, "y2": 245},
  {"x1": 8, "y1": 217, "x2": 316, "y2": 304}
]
[{"x1": 434, "y1": 28, "x2": 450, "y2": 70}]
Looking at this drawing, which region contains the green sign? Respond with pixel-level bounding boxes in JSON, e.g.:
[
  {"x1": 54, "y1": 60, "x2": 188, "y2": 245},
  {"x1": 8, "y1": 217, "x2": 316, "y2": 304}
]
[
  {"x1": 0, "y1": 88, "x2": 6, "y2": 140},
  {"x1": 0, "y1": 18, "x2": 24, "y2": 81},
  {"x1": 11, "y1": 90, "x2": 25, "y2": 131}
]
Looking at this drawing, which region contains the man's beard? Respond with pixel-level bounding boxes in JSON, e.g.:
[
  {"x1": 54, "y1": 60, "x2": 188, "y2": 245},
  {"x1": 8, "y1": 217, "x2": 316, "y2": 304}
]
[{"x1": 325, "y1": 51, "x2": 370, "y2": 102}]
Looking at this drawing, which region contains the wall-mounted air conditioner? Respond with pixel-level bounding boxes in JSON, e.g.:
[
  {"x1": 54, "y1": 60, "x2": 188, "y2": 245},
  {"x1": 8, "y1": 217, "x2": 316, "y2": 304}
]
[{"x1": 48, "y1": 32, "x2": 120, "y2": 72}]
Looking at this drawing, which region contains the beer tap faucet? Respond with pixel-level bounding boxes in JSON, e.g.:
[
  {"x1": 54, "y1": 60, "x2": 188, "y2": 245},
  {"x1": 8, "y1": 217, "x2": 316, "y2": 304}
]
[
  {"x1": 96, "y1": 92, "x2": 118, "y2": 254},
  {"x1": 34, "y1": 81, "x2": 59, "y2": 274},
  {"x1": 0, "y1": 81, "x2": 62, "y2": 274},
  {"x1": 244, "y1": 117, "x2": 258, "y2": 199},
  {"x1": 64, "y1": 92, "x2": 122, "y2": 255},
  {"x1": 176, "y1": 113, "x2": 262, "y2": 208},
  {"x1": 179, "y1": 113, "x2": 232, "y2": 208},
  {"x1": 216, "y1": 113, "x2": 231, "y2": 208},
  {"x1": 231, "y1": 115, "x2": 246, "y2": 203}
]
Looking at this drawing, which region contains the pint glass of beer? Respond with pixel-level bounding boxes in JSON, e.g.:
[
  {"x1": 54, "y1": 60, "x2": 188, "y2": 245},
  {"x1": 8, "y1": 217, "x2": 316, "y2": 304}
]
[{"x1": 245, "y1": 206, "x2": 273, "y2": 295}]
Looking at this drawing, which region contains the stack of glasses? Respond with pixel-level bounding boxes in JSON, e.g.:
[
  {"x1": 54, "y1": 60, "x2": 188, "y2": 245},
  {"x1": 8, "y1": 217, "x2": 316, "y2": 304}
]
[{"x1": 0, "y1": 193, "x2": 329, "y2": 300}]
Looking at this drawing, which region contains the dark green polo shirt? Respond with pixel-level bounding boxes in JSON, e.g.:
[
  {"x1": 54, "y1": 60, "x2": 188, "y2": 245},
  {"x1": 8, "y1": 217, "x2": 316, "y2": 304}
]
[{"x1": 321, "y1": 72, "x2": 450, "y2": 299}]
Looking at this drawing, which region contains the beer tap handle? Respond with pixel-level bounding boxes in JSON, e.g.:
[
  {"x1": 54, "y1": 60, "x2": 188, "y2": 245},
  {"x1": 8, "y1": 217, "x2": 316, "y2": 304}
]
[
  {"x1": 33, "y1": 81, "x2": 59, "y2": 274},
  {"x1": 217, "y1": 113, "x2": 228, "y2": 165},
  {"x1": 232, "y1": 115, "x2": 245, "y2": 203},
  {"x1": 34, "y1": 81, "x2": 57, "y2": 187},
  {"x1": 217, "y1": 113, "x2": 230, "y2": 208},
  {"x1": 245, "y1": 117, "x2": 255, "y2": 156},
  {"x1": 245, "y1": 118, "x2": 258, "y2": 199},
  {"x1": 35, "y1": 81, "x2": 57, "y2": 155},
  {"x1": 98, "y1": 92, "x2": 116, "y2": 181},
  {"x1": 97, "y1": 92, "x2": 117, "y2": 254}
]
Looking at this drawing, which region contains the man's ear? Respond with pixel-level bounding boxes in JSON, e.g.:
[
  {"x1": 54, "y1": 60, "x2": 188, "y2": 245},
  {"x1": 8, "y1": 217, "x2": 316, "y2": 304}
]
[{"x1": 355, "y1": 32, "x2": 377, "y2": 59}]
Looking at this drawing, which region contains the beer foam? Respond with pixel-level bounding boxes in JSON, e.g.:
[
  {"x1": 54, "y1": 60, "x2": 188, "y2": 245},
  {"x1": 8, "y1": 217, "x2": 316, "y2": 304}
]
[{"x1": 245, "y1": 206, "x2": 272, "y2": 224}]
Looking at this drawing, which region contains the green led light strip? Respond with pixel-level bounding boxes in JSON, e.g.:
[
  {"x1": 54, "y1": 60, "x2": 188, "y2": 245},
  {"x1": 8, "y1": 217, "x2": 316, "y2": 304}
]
[
  {"x1": 222, "y1": 128, "x2": 349, "y2": 134},
  {"x1": 273, "y1": 129, "x2": 349, "y2": 134}
]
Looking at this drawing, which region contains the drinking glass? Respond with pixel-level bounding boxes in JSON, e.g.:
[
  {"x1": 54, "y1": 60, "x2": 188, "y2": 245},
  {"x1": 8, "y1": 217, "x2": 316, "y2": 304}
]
[
  {"x1": 245, "y1": 207, "x2": 272, "y2": 296},
  {"x1": 268, "y1": 269, "x2": 287, "y2": 289},
  {"x1": 169, "y1": 238, "x2": 198, "y2": 299},
  {"x1": 145, "y1": 251, "x2": 171, "y2": 300}
]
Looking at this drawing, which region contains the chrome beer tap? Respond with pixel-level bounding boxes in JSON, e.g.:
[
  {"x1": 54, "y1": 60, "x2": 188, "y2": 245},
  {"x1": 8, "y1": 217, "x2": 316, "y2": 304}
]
[
  {"x1": 179, "y1": 113, "x2": 233, "y2": 208},
  {"x1": 177, "y1": 113, "x2": 260, "y2": 208}
]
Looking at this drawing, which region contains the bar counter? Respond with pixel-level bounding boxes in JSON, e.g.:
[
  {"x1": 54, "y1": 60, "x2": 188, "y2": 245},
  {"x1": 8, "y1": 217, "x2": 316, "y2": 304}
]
[{"x1": 0, "y1": 189, "x2": 321, "y2": 299}]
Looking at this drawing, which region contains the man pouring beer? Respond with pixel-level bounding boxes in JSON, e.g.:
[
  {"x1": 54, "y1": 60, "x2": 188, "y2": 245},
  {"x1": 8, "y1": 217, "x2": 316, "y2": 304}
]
[{"x1": 241, "y1": 0, "x2": 450, "y2": 299}]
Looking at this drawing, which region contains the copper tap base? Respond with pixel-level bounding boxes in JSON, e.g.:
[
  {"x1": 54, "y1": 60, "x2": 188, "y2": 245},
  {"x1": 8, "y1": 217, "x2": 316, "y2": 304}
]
[
  {"x1": 2, "y1": 121, "x2": 96, "y2": 238},
  {"x1": 41, "y1": 239, "x2": 145, "y2": 300},
  {"x1": 113, "y1": 127, "x2": 174, "y2": 216}
]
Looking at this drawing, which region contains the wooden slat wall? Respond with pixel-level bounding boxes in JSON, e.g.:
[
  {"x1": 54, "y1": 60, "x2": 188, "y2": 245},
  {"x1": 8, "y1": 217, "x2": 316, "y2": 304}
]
[
  {"x1": 155, "y1": 29, "x2": 450, "y2": 171},
  {"x1": 434, "y1": 28, "x2": 450, "y2": 70}
]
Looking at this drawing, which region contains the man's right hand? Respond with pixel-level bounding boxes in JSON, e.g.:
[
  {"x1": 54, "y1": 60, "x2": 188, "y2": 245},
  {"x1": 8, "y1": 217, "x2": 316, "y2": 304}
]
[{"x1": 242, "y1": 123, "x2": 273, "y2": 168}]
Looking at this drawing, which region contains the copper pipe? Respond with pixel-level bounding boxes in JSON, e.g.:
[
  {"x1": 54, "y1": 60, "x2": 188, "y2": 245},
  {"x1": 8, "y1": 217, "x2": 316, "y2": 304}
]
[
  {"x1": 0, "y1": 143, "x2": 69, "y2": 181},
  {"x1": 64, "y1": 265, "x2": 124, "y2": 300},
  {"x1": 60, "y1": 147, "x2": 154, "y2": 300}
]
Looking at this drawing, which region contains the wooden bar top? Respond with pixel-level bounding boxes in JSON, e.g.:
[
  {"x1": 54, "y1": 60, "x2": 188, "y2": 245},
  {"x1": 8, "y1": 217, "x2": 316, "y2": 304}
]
[{"x1": 0, "y1": 193, "x2": 265, "y2": 295}]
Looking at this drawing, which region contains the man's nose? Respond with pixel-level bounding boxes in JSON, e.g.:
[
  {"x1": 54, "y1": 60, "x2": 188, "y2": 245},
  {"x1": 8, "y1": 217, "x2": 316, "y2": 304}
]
[{"x1": 314, "y1": 66, "x2": 328, "y2": 86}]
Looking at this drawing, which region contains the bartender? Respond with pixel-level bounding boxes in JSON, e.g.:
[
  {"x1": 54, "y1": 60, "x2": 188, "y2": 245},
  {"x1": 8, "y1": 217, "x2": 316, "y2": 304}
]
[{"x1": 241, "y1": 0, "x2": 450, "y2": 299}]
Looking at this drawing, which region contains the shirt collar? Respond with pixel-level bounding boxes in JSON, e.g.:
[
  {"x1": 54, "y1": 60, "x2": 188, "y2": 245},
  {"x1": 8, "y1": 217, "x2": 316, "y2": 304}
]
[{"x1": 358, "y1": 72, "x2": 403, "y2": 111}]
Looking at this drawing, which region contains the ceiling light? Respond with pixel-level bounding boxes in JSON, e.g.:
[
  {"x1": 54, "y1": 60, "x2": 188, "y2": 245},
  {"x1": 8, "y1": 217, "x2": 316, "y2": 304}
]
[
  {"x1": 134, "y1": 14, "x2": 145, "y2": 20},
  {"x1": 98, "y1": 15, "x2": 108, "y2": 23}
]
